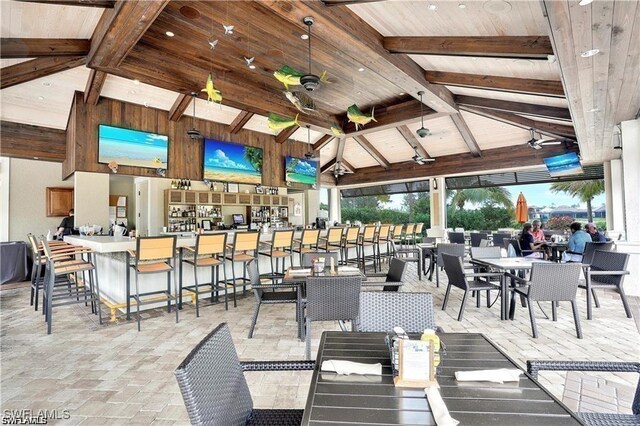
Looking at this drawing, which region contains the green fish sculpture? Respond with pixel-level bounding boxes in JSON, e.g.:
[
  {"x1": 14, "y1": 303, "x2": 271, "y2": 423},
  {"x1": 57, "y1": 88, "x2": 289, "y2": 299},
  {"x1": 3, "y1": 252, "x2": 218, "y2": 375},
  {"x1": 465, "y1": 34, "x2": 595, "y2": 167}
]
[
  {"x1": 267, "y1": 113, "x2": 299, "y2": 132},
  {"x1": 330, "y1": 123, "x2": 344, "y2": 137},
  {"x1": 346, "y1": 104, "x2": 376, "y2": 131},
  {"x1": 274, "y1": 65, "x2": 328, "y2": 89}
]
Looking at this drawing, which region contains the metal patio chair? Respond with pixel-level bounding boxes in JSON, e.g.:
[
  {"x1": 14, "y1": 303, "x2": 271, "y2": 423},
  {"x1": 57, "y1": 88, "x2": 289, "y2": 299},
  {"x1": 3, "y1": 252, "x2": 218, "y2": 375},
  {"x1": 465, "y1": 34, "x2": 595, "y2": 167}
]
[{"x1": 355, "y1": 291, "x2": 440, "y2": 333}]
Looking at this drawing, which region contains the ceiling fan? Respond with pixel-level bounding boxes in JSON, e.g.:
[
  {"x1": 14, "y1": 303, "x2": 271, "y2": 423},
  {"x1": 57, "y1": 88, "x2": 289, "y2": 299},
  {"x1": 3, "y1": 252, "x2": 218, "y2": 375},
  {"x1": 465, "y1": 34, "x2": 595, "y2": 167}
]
[
  {"x1": 300, "y1": 17, "x2": 322, "y2": 92},
  {"x1": 527, "y1": 129, "x2": 569, "y2": 150},
  {"x1": 412, "y1": 146, "x2": 435, "y2": 165},
  {"x1": 186, "y1": 92, "x2": 202, "y2": 139},
  {"x1": 416, "y1": 91, "x2": 430, "y2": 138}
]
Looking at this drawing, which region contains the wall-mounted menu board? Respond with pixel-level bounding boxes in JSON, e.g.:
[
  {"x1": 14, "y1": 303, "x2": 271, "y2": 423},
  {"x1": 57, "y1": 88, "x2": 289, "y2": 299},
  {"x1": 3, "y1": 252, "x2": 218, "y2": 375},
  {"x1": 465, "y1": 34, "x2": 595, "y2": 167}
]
[{"x1": 203, "y1": 139, "x2": 263, "y2": 184}]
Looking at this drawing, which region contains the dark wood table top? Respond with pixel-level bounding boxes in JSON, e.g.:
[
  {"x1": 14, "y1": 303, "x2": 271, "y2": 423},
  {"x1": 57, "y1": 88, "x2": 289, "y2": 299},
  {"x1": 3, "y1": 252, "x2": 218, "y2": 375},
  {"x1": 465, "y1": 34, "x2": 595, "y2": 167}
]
[{"x1": 302, "y1": 331, "x2": 583, "y2": 425}]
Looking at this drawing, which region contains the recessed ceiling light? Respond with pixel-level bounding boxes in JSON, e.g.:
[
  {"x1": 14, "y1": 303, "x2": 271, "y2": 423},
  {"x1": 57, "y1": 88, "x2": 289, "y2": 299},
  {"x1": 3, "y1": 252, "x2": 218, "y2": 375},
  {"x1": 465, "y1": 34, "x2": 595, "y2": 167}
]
[
  {"x1": 587, "y1": 107, "x2": 600, "y2": 112},
  {"x1": 358, "y1": 67, "x2": 365, "y2": 72},
  {"x1": 165, "y1": 31, "x2": 175, "y2": 37},
  {"x1": 33, "y1": 157, "x2": 39, "y2": 160},
  {"x1": 399, "y1": 92, "x2": 405, "y2": 95},
  {"x1": 42, "y1": 82, "x2": 52, "y2": 87},
  {"x1": 249, "y1": 64, "x2": 256, "y2": 69},
  {"x1": 38, "y1": 96, "x2": 44, "y2": 100},
  {"x1": 301, "y1": 34, "x2": 309, "y2": 40},
  {"x1": 427, "y1": 4, "x2": 438, "y2": 10},
  {"x1": 578, "y1": 0, "x2": 593, "y2": 5},
  {"x1": 144, "y1": 101, "x2": 150, "y2": 108},
  {"x1": 133, "y1": 79, "x2": 140, "y2": 85},
  {"x1": 458, "y1": 3, "x2": 467, "y2": 8},
  {"x1": 581, "y1": 48, "x2": 600, "y2": 57}
]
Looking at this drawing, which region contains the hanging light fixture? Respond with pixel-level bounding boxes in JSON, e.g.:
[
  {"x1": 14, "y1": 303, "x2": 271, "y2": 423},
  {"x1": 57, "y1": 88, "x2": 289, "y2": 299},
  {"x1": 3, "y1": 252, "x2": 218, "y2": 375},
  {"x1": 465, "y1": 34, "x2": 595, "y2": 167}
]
[
  {"x1": 416, "y1": 91, "x2": 430, "y2": 138},
  {"x1": 304, "y1": 125, "x2": 318, "y2": 160},
  {"x1": 300, "y1": 17, "x2": 321, "y2": 92},
  {"x1": 187, "y1": 92, "x2": 202, "y2": 139}
]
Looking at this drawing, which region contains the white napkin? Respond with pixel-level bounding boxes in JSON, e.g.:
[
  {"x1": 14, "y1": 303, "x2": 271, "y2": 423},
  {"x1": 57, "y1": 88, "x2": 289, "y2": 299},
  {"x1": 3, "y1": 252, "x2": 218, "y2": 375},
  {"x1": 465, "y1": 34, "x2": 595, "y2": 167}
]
[
  {"x1": 425, "y1": 386, "x2": 459, "y2": 426},
  {"x1": 337, "y1": 266, "x2": 360, "y2": 273},
  {"x1": 455, "y1": 368, "x2": 522, "y2": 383},
  {"x1": 321, "y1": 360, "x2": 382, "y2": 376},
  {"x1": 288, "y1": 268, "x2": 312, "y2": 276}
]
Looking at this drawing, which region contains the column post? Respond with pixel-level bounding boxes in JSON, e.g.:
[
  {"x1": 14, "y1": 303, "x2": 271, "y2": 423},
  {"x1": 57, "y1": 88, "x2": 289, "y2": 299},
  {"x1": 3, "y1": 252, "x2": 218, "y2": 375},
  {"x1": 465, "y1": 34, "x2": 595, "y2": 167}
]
[{"x1": 429, "y1": 177, "x2": 446, "y2": 236}]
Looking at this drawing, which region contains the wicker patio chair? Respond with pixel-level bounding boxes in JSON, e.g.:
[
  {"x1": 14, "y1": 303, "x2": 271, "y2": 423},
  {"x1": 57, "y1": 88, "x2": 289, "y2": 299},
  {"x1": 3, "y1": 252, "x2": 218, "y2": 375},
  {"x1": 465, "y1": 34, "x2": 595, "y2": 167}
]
[
  {"x1": 305, "y1": 275, "x2": 361, "y2": 359},
  {"x1": 527, "y1": 360, "x2": 640, "y2": 426},
  {"x1": 492, "y1": 232, "x2": 512, "y2": 249},
  {"x1": 581, "y1": 250, "x2": 631, "y2": 320},
  {"x1": 441, "y1": 253, "x2": 502, "y2": 321},
  {"x1": 470, "y1": 232, "x2": 489, "y2": 248},
  {"x1": 447, "y1": 232, "x2": 465, "y2": 244},
  {"x1": 363, "y1": 257, "x2": 406, "y2": 291},
  {"x1": 175, "y1": 323, "x2": 314, "y2": 425},
  {"x1": 581, "y1": 241, "x2": 614, "y2": 266},
  {"x1": 355, "y1": 291, "x2": 440, "y2": 333},
  {"x1": 508, "y1": 262, "x2": 583, "y2": 338},
  {"x1": 434, "y1": 243, "x2": 466, "y2": 287},
  {"x1": 392, "y1": 240, "x2": 422, "y2": 280}
]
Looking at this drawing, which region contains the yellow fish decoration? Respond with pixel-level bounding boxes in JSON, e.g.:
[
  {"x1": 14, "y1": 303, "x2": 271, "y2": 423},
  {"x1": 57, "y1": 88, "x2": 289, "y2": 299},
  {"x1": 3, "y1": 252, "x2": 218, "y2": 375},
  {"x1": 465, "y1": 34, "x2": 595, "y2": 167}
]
[
  {"x1": 201, "y1": 73, "x2": 222, "y2": 104},
  {"x1": 273, "y1": 65, "x2": 328, "y2": 90},
  {"x1": 267, "y1": 113, "x2": 299, "y2": 132},
  {"x1": 346, "y1": 104, "x2": 376, "y2": 131},
  {"x1": 330, "y1": 123, "x2": 344, "y2": 137}
]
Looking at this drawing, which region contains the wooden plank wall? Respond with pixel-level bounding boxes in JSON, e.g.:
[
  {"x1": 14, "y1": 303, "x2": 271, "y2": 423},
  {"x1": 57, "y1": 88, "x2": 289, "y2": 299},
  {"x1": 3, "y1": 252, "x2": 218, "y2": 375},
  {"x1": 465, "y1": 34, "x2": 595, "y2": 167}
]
[
  {"x1": 65, "y1": 92, "x2": 307, "y2": 186},
  {"x1": 0, "y1": 121, "x2": 67, "y2": 162}
]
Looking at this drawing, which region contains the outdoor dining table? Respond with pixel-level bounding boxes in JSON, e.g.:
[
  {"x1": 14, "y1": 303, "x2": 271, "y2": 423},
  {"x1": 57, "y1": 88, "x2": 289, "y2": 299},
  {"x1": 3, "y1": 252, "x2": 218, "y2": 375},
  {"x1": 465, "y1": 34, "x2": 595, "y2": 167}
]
[
  {"x1": 470, "y1": 257, "x2": 551, "y2": 320},
  {"x1": 302, "y1": 331, "x2": 583, "y2": 425}
]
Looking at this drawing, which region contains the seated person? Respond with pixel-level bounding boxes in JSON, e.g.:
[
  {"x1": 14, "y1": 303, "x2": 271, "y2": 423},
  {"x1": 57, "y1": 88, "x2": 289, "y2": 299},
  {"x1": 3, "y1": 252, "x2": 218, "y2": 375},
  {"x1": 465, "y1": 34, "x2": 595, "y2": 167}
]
[
  {"x1": 530, "y1": 220, "x2": 546, "y2": 242},
  {"x1": 55, "y1": 209, "x2": 74, "y2": 239},
  {"x1": 519, "y1": 223, "x2": 545, "y2": 258},
  {"x1": 563, "y1": 222, "x2": 593, "y2": 262},
  {"x1": 585, "y1": 222, "x2": 607, "y2": 242}
]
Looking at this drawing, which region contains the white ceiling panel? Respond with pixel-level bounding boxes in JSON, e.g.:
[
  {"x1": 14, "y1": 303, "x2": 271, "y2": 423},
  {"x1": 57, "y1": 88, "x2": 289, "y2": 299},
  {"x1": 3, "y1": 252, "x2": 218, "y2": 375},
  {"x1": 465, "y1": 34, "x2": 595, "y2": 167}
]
[
  {"x1": 460, "y1": 110, "x2": 531, "y2": 151},
  {"x1": 193, "y1": 99, "x2": 242, "y2": 125},
  {"x1": 342, "y1": 137, "x2": 379, "y2": 168},
  {"x1": 1, "y1": 58, "x2": 33, "y2": 68},
  {"x1": 363, "y1": 128, "x2": 414, "y2": 163},
  {"x1": 449, "y1": 86, "x2": 569, "y2": 108},
  {"x1": 405, "y1": 116, "x2": 471, "y2": 157},
  {"x1": 242, "y1": 114, "x2": 272, "y2": 135},
  {"x1": 100, "y1": 74, "x2": 179, "y2": 111},
  {"x1": 290, "y1": 126, "x2": 325, "y2": 144}
]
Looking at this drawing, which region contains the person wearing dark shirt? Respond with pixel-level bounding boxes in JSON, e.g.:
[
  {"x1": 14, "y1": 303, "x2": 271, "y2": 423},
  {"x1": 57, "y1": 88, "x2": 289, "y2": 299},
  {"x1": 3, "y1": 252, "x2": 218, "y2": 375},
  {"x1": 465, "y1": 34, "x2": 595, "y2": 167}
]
[
  {"x1": 519, "y1": 223, "x2": 545, "y2": 258},
  {"x1": 585, "y1": 222, "x2": 607, "y2": 242},
  {"x1": 56, "y1": 209, "x2": 75, "y2": 238}
]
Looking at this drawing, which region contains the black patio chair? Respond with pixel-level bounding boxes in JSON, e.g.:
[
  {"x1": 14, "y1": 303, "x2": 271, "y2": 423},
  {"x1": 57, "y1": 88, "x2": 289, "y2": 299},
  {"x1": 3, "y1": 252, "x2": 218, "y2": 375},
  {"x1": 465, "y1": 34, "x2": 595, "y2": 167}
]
[
  {"x1": 434, "y1": 243, "x2": 466, "y2": 287},
  {"x1": 527, "y1": 360, "x2": 640, "y2": 426},
  {"x1": 492, "y1": 233, "x2": 512, "y2": 249},
  {"x1": 581, "y1": 250, "x2": 631, "y2": 320},
  {"x1": 447, "y1": 232, "x2": 465, "y2": 244},
  {"x1": 355, "y1": 291, "x2": 441, "y2": 333},
  {"x1": 175, "y1": 323, "x2": 314, "y2": 425},
  {"x1": 363, "y1": 257, "x2": 407, "y2": 291},
  {"x1": 581, "y1": 241, "x2": 614, "y2": 266},
  {"x1": 470, "y1": 232, "x2": 488, "y2": 248}
]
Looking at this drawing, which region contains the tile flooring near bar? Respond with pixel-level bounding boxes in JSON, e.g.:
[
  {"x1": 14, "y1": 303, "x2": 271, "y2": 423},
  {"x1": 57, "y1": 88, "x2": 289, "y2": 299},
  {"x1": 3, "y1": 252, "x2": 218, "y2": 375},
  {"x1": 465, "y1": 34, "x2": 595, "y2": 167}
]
[{"x1": 1, "y1": 264, "x2": 639, "y2": 424}]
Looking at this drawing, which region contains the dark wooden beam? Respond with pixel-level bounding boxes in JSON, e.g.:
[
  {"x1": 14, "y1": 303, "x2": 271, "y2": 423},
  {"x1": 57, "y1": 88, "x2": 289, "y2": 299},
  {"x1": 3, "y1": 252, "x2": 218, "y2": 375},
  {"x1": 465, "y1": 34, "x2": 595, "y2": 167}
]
[
  {"x1": 460, "y1": 107, "x2": 576, "y2": 139},
  {"x1": 14, "y1": 0, "x2": 115, "y2": 7},
  {"x1": 228, "y1": 111, "x2": 254, "y2": 134},
  {"x1": 312, "y1": 134, "x2": 334, "y2": 152},
  {"x1": 450, "y1": 114, "x2": 482, "y2": 157},
  {"x1": 87, "y1": 0, "x2": 169, "y2": 69},
  {"x1": 168, "y1": 94, "x2": 192, "y2": 122},
  {"x1": 341, "y1": 159, "x2": 355, "y2": 173},
  {"x1": 396, "y1": 125, "x2": 431, "y2": 159},
  {"x1": 353, "y1": 135, "x2": 391, "y2": 169},
  {"x1": 338, "y1": 142, "x2": 576, "y2": 186},
  {"x1": 322, "y1": 0, "x2": 383, "y2": 6},
  {"x1": 425, "y1": 71, "x2": 564, "y2": 98},
  {"x1": 384, "y1": 36, "x2": 553, "y2": 59},
  {"x1": 321, "y1": 158, "x2": 337, "y2": 174},
  {"x1": 0, "y1": 56, "x2": 86, "y2": 90},
  {"x1": 1, "y1": 38, "x2": 90, "y2": 58},
  {"x1": 83, "y1": 69, "x2": 107, "y2": 105},
  {"x1": 275, "y1": 125, "x2": 299, "y2": 144},
  {"x1": 0, "y1": 121, "x2": 66, "y2": 162},
  {"x1": 261, "y1": 1, "x2": 458, "y2": 114},
  {"x1": 455, "y1": 95, "x2": 572, "y2": 121}
]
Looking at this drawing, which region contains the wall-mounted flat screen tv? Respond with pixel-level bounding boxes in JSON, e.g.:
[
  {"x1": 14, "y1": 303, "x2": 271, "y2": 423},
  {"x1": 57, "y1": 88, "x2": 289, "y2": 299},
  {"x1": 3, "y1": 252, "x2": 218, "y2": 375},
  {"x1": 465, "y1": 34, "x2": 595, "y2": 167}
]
[
  {"x1": 285, "y1": 156, "x2": 318, "y2": 185},
  {"x1": 543, "y1": 152, "x2": 583, "y2": 177},
  {"x1": 203, "y1": 139, "x2": 263, "y2": 185},
  {"x1": 98, "y1": 124, "x2": 168, "y2": 169}
]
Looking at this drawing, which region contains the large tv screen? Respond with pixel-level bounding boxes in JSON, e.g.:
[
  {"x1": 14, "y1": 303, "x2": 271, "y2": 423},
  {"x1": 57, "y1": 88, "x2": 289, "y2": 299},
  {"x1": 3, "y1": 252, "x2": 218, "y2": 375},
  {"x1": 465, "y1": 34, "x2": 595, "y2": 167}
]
[
  {"x1": 203, "y1": 139, "x2": 263, "y2": 184},
  {"x1": 98, "y1": 124, "x2": 168, "y2": 169},
  {"x1": 285, "y1": 156, "x2": 318, "y2": 185},
  {"x1": 543, "y1": 152, "x2": 583, "y2": 177}
]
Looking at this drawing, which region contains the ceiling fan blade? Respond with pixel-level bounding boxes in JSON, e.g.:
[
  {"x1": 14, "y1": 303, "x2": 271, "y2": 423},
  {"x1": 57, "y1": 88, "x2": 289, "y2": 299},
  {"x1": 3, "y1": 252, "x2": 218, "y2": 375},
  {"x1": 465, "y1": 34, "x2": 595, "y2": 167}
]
[{"x1": 540, "y1": 140, "x2": 562, "y2": 145}]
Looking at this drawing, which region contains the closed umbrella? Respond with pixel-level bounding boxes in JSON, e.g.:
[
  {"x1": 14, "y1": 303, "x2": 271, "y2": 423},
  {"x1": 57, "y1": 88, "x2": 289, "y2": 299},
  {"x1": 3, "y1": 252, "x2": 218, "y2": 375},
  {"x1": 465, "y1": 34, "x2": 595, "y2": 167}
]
[{"x1": 515, "y1": 192, "x2": 528, "y2": 223}]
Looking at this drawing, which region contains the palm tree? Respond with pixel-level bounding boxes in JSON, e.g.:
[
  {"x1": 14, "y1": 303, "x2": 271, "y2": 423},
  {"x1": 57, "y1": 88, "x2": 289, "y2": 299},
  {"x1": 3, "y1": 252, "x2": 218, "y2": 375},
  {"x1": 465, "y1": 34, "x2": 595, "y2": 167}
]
[
  {"x1": 550, "y1": 180, "x2": 604, "y2": 222},
  {"x1": 449, "y1": 187, "x2": 513, "y2": 211},
  {"x1": 243, "y1": 147, "x2": 263, "y2": 173}
]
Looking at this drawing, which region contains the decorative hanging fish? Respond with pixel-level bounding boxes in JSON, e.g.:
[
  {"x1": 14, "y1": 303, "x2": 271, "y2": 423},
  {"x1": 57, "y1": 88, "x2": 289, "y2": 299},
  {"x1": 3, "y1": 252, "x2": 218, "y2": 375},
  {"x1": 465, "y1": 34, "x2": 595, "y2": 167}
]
[
  {"x1": 201, "y1": 74, "x2": 222, "y2": 104},
  {"x1": 223, "y1": 25, "x2": 234, "y2": 35},
  {"x1": 284, "y1": 91, "x2": 316, "y2": 114},
  {"x1": 267, "y1": 113, "x2": 299, "y2": 132},
  {"x1": 274, "y1": 65, "x2": 328, "y2": 89},
  {"x1": 330, "y1": 123, "x2": 344, "y2": 137},
  {"x1": 346, "y1": 104, "x2": 376, "y2": 130}
]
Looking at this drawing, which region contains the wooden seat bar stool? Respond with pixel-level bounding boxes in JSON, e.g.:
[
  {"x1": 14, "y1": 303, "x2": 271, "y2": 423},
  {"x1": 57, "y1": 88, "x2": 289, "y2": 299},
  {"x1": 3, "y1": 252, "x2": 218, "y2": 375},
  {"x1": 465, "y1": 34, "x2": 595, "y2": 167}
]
[
  {"x1": 259, "y1": 229, "x2": 295, "y2": 282},
  {"x1": 126, "y1": 236, "x2": 178, "y2": 331},
  {"x1": 374, "y1": 224, "x2": 392, "y2": 269},
  {"x1": 319, "y1": 227, "x2": 344, "y2": 263},
  {"x1": 292, "y1": 229, "x2": 321, "y2": 266},
  {"x1": 357, "y1": 225, "x2": 377, "y2": 271},
  {"x1": 179, "y1": 233, "x2": 227, "y2": 315},
  {"x1": 223, "y1": 231, "x2": 260, "y2": 308},
  {"x1": 341, "y1": 226, "x2": 360, "y2": 266}
]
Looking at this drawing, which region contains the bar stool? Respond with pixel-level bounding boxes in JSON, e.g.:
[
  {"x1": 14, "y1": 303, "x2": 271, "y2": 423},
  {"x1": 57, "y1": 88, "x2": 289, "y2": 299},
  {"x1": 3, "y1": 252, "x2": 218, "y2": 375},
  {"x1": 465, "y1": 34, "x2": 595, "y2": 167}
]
[
  {"x1": 179, "y1": 233, "x2": 227, "y2": 315},
  {"x1": 223, "y1": 231, "x2": 260, "y2": 308},
  {"x1": 126, "y1": 236, "x2": 178, "y2": 331},
  {"x1": 259, "y1": 229, "x2": 294, "y2": 282},
  {"x1": 357, "y1": 225, "x2": 377, "y2": 271},
  {"x1": 292, "y1": 229, "x2": 321, "y2": 266},
  {"x1": 341, "y1": 226, "x2": 360, "y2": 266},
  {"x1": 413, "y1": 223, "x2": 424, "y2": 245},
  {"x1": 27, "y1": 234, "x2": 76, "y2": 311},
  {"x1": 41, "y1": 239, "x2": 102, "y2": 334},
  {"x1": 374, "y1": 224, "x2": 392, "y2": 270},
  {"x1": 402, "y1": 223, "x2": 416, "y2": 247},
  {"x1": 319, "y1": 227, "x2": 344, "y2": 263}
]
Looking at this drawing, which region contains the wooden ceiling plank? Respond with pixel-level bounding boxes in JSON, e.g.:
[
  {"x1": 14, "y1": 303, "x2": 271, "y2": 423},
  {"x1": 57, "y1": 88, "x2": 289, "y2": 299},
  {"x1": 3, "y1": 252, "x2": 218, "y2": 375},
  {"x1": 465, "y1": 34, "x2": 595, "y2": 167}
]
[
  {"x1": 396, "y1": 125, "x2": 431, "y2": 158},
  {"x1": 228, "y1": 111, "x2": 254, "y2": 134},
  {"x1": 167, "y1": 94, "x2": 192, "y2": 122},
  {"x1": 455, "y1": 95, "x2": 572, "y2": 121},
  {"x1": 0, "y1": 56, "x2": 86, "y2": 90},
  {"x1": 0, "y1": 121, "x2": 67, "y2": 162},
  {"x1": 460, "y1": 106, "x2": 576, "y2": 139},
  {"x1": 425, "y1": 71, "x2": 565, "y2": 98},
  {"x1": 83, "y1": 69, "x2": 107, "y2": 105},
  {"x1": 337, "y1": 142, "x2": 575, "y2": 186},
  {"x1": 321, "y1": 158, "x2": 337, "y2": 174},
  {"x1": 336, "y1": 137, "x2": 346, "y2": 163},
  {"x1": 275, "y1": 125, "x2": 300, "y2": 144},
  {"x1": 450, "y1": 113, "x2": 482, "y2": 157},
  {"x1": 353, "y1": 135, "x2": 391, "y2": 169},
  {"x1": 312, "y1": 134, "x2": 334, "y2": 152},
  {"x1": 323, "y1": 0, "x2": 383, "y2": 6},
  {"x1": 14, "y1": 0, "x2": 115, "y2": 7},
  {"x1": 260, "y1": 1, "x2": 458, "y2": 114},
  {"x1": 1, "y1": 38, "x2": 90, "y2": 58},
  {"x1": 383, "y1": 36, "x2": 553, "y2": 59},
  {"x1": 87, "y1": 0, "x2": 170, "y2": 69},
  {"x1": 340, "y1": 159, "x2": 355, "y2": 173}
]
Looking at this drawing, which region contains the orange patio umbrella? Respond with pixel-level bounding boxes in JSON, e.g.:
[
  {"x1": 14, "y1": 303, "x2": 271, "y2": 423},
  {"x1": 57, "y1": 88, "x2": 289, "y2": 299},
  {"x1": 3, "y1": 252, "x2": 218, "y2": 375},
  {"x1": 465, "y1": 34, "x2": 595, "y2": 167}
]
[{"x1": 515, "y1": 192, "x2": 528, "y2": 223}]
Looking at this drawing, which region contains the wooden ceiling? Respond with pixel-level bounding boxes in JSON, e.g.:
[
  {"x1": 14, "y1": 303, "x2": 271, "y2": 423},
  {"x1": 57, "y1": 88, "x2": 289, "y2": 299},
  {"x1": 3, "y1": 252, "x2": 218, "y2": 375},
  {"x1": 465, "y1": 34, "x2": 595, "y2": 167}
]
[{"x1": 1, "y1": 0, "x2": 638, "y2": 186}]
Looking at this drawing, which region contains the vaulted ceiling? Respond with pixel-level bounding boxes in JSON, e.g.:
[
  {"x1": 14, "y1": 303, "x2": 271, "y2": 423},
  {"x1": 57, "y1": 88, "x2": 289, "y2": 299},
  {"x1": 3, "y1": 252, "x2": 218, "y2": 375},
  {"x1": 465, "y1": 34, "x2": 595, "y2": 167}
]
[{"x1": 1, "y1": 0, "x2": 638, "y2": 186}]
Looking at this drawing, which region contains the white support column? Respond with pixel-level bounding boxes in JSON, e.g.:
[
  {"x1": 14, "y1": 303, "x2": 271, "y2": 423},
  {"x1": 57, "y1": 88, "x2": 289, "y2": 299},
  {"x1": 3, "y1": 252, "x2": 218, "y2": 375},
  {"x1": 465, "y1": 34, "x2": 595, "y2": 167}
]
[
  {"x1": 0, "y1": 157, "x2": 10, "y2": 242},
  {"x1": 429, "y1": 177, "x2": 446, "y2": 236},
  {"x1": 74, "y1": 171, "x2": 110, "y2": 231},
  {"x1": 605, "y1": 159, "x2": 625, "y2": 236},
  {"x1": 328, "y1": 187, "x2": 341, "y2": 225}
]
